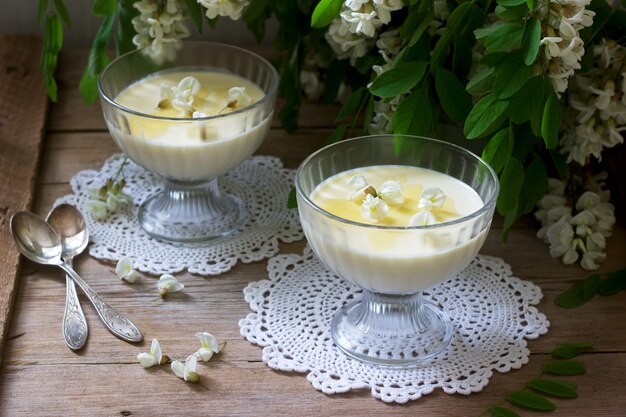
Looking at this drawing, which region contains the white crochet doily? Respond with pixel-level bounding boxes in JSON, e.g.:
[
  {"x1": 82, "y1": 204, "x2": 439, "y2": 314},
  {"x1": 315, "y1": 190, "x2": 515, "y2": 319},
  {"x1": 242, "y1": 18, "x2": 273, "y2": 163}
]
[
  {"x1": 239, "y1": 247, "x2": 550, "y2": 403},
  {"x1": 54, "y1": 154, "x2": 302, "y2": 275}
]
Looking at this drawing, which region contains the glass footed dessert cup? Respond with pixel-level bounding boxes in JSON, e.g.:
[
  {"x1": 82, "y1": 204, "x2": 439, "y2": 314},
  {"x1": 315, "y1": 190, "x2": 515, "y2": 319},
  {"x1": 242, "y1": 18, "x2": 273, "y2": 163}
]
[
  {"x1": 98, "y1": 42, "x2": 278, "y2": 244},
  {"x1": 295, "y1": 135, "x2": 499, "y2": 367}
]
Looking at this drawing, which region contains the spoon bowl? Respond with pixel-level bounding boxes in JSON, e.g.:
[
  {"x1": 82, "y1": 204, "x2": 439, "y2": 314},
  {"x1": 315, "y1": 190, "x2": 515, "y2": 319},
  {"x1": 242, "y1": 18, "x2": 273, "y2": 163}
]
[
  {"x1": 47, "y1": 204, "x2": 89, "y2": 259},
  {"x1": 10, "y1": 211, "x2": 63, "y2": 265}
]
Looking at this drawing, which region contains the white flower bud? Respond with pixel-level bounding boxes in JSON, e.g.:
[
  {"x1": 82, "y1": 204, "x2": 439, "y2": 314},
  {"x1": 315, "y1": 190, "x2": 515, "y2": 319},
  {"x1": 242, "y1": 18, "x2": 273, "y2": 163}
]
[
  {"x1": 360, "y1": 194, "x2": 388, "y2": 222},
  {"x1": 418, "y1": 187, "x2": 446, "y2": 209},
  {"x1": 379, "y1": 180, "x2": 404, "y2": 205},
  {"x1": 409, "y1": 211, "x2": 437, "y2": 227}
]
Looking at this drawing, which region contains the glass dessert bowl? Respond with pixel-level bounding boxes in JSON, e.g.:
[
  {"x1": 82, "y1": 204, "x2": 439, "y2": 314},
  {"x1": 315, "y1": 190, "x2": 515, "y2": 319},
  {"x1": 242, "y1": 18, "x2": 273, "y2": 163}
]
[
  {"x1": 295, "y1": 135, "x2": 499, "y2": 367},
  {"x1": 98, "y1": 42, "x2": 278, "y2": 244}
]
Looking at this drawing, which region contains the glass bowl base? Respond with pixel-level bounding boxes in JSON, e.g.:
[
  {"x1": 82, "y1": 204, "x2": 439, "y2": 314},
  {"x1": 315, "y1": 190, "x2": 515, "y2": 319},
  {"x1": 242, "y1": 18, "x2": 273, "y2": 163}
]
[
  {"x1": 331, "y1": 291, "x2": 453, "y2": 367},
  {"x1": 138, "y1": 177, "x2": 245, "y2": 244}
]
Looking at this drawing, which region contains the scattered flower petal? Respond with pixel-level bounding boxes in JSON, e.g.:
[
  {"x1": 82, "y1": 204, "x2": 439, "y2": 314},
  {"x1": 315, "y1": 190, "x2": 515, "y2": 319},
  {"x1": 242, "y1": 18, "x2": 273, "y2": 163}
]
[
  {"x1": 171, "y1": 354, "x2": 200, "y2": 383},
  {"x1": 195, "y1": 332, "x2": 220, "y2": 362},
  {"x1": 158, "y1": 274, "x2": 184, "y2": 297},
  {"x1": 137, "y1": 339, "x2": 163, "y2": 368},
  {"x1": 116, "y1": 256, "x2": 139, "y2": 283}
]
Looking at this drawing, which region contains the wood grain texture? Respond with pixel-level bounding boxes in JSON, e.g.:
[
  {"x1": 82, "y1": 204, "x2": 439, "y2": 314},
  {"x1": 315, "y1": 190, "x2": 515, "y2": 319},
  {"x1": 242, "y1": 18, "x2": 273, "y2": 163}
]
[
  {"x1": 0, "y1": 35, "x2": 48, "y2": 362},
  {"x1": 1, "y1": 47, "x2": 625, "y2": 416}
]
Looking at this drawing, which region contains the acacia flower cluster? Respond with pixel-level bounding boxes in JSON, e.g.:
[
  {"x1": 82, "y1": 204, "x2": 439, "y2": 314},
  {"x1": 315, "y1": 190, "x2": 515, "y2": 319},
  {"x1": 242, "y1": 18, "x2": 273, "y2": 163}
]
[
  {"x1": 326, "y1": 0, "x2": 403, "y2": 62},
  {"x1": 84, "y1": 177, "x2": 132, "y2": 220},
  {"x1": 198, "y1": 0, "x2": 250, "y2": 20},
  {"x1": 535, "y1": 173, "x2": 616, "y2": 270},
  {"x1": 536, "y1": 0, "x2": 595, "y2": 94},
  {"x1": 132, "y1": 0, "x2": 190, "y2": 61},
  {"x1": 560, "y1": 38, "x2": 626, "y2": 165}
]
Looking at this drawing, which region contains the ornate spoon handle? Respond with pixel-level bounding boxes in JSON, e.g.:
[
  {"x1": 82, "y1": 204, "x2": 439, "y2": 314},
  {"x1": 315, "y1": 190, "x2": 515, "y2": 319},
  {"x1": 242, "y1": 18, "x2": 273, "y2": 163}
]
[
  {"x1": 62, "y1": 257, "x2": 88, "y2": 350},
  {"x1": 59, "y1": 262, "x2": 143, "y2": 343}
]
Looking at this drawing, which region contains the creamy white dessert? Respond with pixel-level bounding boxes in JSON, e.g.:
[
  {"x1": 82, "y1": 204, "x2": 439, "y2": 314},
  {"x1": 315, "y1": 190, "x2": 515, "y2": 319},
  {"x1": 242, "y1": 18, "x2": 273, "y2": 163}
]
[
  {"x1": 303, "y1": 165, "x2": 489, "y2": 294},
  {"x1": 110, "y1": 70, "x2": 268, "y2": 180}
]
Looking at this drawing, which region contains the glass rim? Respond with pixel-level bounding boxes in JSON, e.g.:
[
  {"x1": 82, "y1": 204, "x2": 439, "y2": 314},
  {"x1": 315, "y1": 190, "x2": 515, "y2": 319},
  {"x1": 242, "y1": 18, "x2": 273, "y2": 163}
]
[
  {"x1": 295, "y1": 134, "x2": 500, "y2": 231},
  {"x1": 97, "y1": 41, "x2": 280, "y2": 122}
]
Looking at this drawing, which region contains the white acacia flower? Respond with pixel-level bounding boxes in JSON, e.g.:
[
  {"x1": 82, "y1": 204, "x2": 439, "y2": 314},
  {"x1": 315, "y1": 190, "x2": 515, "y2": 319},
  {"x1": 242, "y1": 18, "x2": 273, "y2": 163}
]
[
  {"x1": 137, "y1": 339, "x2": 164, "y2": 368},
  {"x1": 194, "y1": 332, "x2": 221, "y2": 362},
  {"x1": 378, "y1": 180, "x2": 404, "y2": 205},
  {"x1": 116, "y1": 256, "x2": 140, "y2": 283},
  {"x1": 570, "y1": 210, "x2": 595, "y2": 237},
  {"x1": 340, "y1": 8, "x2": 380, "y2": 38},
  {"x1": 157, "y1": 274, "x2": 184, "y2": 297},
  {"x1": 409, "y1": 211, "x2": 437, "y2": 227},
  {"x1": 372, "y1": 0, "x2": 403, "y2": 24},
  {"x1": 85, "y1": 200, "x2": 108, "y2": 220},
  {"x1": 325, "y1": 16, "x2": 372, "y2": 62},
  {"x1": 418, "y1": 187, "x2": 446, "y2": 209},
  {"x1": 348, "y1": 175, "x2": 370, "y2": 202},
  {"x1": 132, "y1": 0, "x2": 189, "y2": 62},
  {"x1": 161, "y1": 76, "x2": 202, "y2": 114},
  {"x1": 198, "y1": 0, "x2": 249, "y2": 20},
  {"x1": 192, "y1": 111, "x2": 208, "y2": 118},
  {"x1": 300, "y1": 70, "x2": 324, "y2": 101},
  {"x1": 227, "y1": 86, "x2": 252, "y2": 108},
  {"x1": 360, "y1": 194, "x2": 388, "y2": 222},
  {"x1": 171, "y1": 354, "x2": 199, "y2": 383}
]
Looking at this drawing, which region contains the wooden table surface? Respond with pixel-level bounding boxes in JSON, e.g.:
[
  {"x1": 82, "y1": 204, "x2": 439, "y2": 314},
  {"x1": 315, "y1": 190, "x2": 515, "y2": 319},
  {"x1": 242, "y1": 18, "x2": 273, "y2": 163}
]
[{"x1": 1, "y1": 46, "x2": 625, "y2": 417}]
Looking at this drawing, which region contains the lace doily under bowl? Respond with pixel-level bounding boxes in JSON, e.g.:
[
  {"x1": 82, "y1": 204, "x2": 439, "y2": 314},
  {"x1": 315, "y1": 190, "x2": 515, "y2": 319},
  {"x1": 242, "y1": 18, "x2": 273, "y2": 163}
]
[
  {"x1": 239, "y1": 247, "x2": 550, "y2": 403},
  {"x1": 54, "y1": 154, "x2": 303, "y2": 276}
]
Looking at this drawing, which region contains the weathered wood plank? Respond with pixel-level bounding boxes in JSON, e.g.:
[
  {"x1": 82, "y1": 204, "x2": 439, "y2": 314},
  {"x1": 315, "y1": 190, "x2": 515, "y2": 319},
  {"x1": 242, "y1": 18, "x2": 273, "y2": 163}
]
[{"x1": 0, "y1": 35, "x2": 48, "y2": 361}]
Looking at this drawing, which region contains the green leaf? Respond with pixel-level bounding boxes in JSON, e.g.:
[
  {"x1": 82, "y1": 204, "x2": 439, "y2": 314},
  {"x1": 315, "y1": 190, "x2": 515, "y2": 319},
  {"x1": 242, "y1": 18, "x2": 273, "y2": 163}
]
[
  {"x1": 408, "y1": 10, "x2": 434, "y2": 47},
  {"x1": 37, "y1": 0, "x2": 48, "y2": 23},
  {"x1": 452, "y1": 37, "x2": 473, "y2": 78},
  {"x1": 549, "y1": 148, "x2": 568, "y2": 176},
  {"x1": 311, "y1": 0, "x2": 342, "y2": 28},
  {"x1": 53, "y1": 0, "x2": 71, "y2": 26},
  {"x1": 337, "y1": 87, "x2": 366, "y2": 121},
  {"x1": 92, "y1": 0, "x2": 117, "y2": 16},
  {"x1": 495, "y1": 4, "x2": 529, "y2": 20},
  {"x1": 518, "y1": 156, "x2": 548, "y2": 214},
  {"x1": 497, "y1": 0, "x2": 527, "y2": 6},
  {"x1": 521, "y1": 17, "x2": 541, "y2": 65},
  {"x1": 435, "y1": 67, "x2": 472, "y2": 124},
  {"x1": 369, "y1": 61, "x2": 428, "y2": 98},
  {"x1": 484, "y1": 24, "x2": 524, "y2": 53},
  {"x1": 527, "y1": 0, "x2": 536, "y2": 9},
  {"x1": 544, "y1": 361, "x2": 586, "y2": 376},
  {"x1": 464, "y1": 94, "x2": 509, "y2": 139},
  {"x1": 466, "y1": 66, "x2": 495, "y2": 96},
  {"x1": 391, "y1": 88, "x2": 433, "y2": 136},
  {"x1": 79, "y1": 14, "x2": 115, "y2": 104},
  {"x1": 327, "y1": 124, "x2": 348, "y2": 144},
  {"x1": 583, "y1": 274, "x2": 601, "y2": 299},
  {"x1": 541, "y1": 91, "x2": 561, "y2": 149},
  {"x1": 496, "y1": 157, "x2": 524, "y2": 215},
  {"x1": 526, "y1": 379, "x2": 578, "y2": 398},
  {"x1": 481, "y1": 52, "x2": 509, "y2": 67},
  {"x1": 430, "y1": 31, "x2": 454, "y2": 68},
  {"x1": 493, "y1": 53, "x2": 533, "y2": 99},
  {"x1": 322, "y1": 59, "x2": 346, "y2": 103},
  {"x1": 41, "y1": 13, "x2": 63, "y2": 102},
  {"x1": 116, "y1": 0, "x2": 139, "y2": 56},
  {"x1": 555, "y1": 281, "x2": 591, "y2": 308},
  {"x1": 552, "y1": 342, "x2": 593, "y2": 359},
  {"x1": 506, "y1": 391, "x2": 556, "y2": 411},
  {"x1": 502, "y1": 203, "x2": 519, "y2": 242},
  {"x1": 184, "y1": 0, "x2": 204, "y2": 32},
  {"x1": 508, "y1": 76, "x2": 545, "y2": 123},
  {"x1": 287, "y1": 187, "x2": 297, "y2": 209},
  {"x1": 598, "y1": 268, "x2": 626, "y2": 295},
  {"x1": 482, "y1": 127, "x2": 513, "y2": 174},
  {"x1": 490, "y1": 406, "x2": 521, "y2": 417}
]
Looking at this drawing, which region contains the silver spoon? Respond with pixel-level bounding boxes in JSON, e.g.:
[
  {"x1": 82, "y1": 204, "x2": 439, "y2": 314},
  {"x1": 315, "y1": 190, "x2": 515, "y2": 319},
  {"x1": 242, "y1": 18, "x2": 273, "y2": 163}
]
[
  {"x1": 47, "y1": 204, "x2": 89, "y2": 350},
  {"x1": 10, "y1": 211, "x2": 143, "y2": 343}
]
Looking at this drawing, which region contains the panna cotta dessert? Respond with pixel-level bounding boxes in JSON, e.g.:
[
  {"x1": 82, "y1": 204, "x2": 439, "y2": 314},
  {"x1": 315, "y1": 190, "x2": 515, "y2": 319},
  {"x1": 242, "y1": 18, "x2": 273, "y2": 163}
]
[
  {"x1": 305, "y1": 165, "x2": 489, "y2": 294},
  {"x1": 111, "y1": 70, "x2": 268, "y2": 180},
  {"x1": 98, "y1": 42, "x2": 278, "y2": 243},
  {"x1": 295, "y1": 135, "x2": 499, "y2": 366}
]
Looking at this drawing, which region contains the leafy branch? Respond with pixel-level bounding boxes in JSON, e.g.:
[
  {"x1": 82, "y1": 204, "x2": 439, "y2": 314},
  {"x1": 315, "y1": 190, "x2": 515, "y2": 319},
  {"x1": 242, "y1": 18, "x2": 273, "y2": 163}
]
[
  {"x1": 555, "y1": 267, "x2": 626, "y2": 308},
  {"x1": 478, "y1": 342, "x2": 592, "y2": 417}
]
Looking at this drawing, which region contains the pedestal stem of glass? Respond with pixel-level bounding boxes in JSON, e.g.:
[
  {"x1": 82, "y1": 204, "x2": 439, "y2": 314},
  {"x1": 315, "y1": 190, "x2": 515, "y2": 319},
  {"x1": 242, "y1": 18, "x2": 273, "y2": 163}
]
[
  {"x1": 138, "y1": 177, "x2": 245, "y2": 244},
  {"x1": 331, "y1": 289, "x2": 453, "y2": 367}
]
